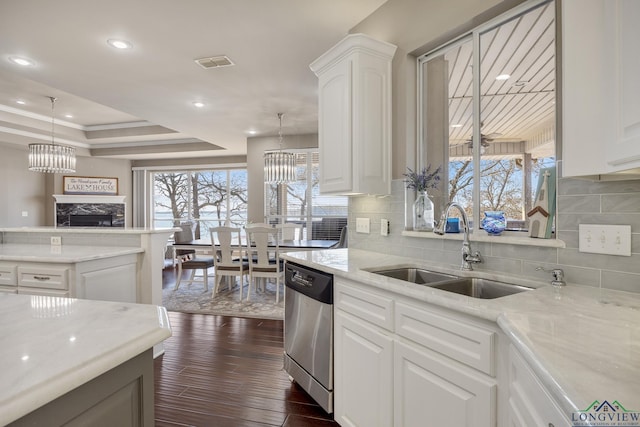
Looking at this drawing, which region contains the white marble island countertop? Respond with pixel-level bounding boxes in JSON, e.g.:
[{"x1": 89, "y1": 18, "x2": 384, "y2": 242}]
[
  {"x1": 0, "y1": 243, "x2": 143, "y2": 263},
  {"x1": 282, "y1": 248, "x2": 640, "y2": 419},
  {"x1": 0, "y1": 293, "x2": 171, "y2": 425}
]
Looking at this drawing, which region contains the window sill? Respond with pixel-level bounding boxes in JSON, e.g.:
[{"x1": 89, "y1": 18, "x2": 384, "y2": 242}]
[{"x1": 402, "y1": 230, "x2": 566, "y2": 248}]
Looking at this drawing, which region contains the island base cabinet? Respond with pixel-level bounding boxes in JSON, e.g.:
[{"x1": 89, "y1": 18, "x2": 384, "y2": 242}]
[
  {"x1": 334, "y1": 310, "x2": 393, "y2": 427},
  {"x1": 394, "y1": 341, "x2": 496, "y2": 427},
  {"x1": 8, "y1": 349, "x2": 154, "y2": 427}
]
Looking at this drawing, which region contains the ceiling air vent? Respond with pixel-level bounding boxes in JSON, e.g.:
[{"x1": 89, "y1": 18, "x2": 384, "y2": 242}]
[{"x1": 194, "y1": 55, "x2": 235, "y2": 69}]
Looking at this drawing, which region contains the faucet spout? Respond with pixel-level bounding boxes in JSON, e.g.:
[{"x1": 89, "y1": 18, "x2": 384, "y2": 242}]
[{"x1": 434, "y1": 202, "x2": 481, "y2": 270}]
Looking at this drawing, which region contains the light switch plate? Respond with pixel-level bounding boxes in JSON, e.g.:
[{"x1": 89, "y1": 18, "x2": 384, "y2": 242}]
[
  {"x1": 381, "y1": 219, "x2": 390, "y2": 236},
  {"x1": 578, "y1": 224, "x2": 631, "y2": 256},
  {"x1": 356, "y1": 217, "x2": 370, "y2": 234}
]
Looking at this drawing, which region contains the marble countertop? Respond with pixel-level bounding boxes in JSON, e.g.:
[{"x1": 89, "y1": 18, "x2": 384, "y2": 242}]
[
  {"x1": 0, "y1": 226, "x2": 179, "y2": 234},
  {"x1": 0, "y1": 293, "x2": 171, "y2": 425},
  {"x1": 0, "y1": 243, "x2": 144, "y2": 263},
  {"x1": 282, "y1": 248, "x2": 640, "y2": 418}
]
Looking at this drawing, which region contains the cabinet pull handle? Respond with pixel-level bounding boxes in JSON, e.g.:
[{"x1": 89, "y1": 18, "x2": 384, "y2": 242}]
[{"x1": 33, "y1": 276, "x2": 51, "y2": 281}]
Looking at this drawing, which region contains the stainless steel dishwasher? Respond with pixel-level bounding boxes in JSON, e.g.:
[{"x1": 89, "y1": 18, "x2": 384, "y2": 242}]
[{"x1": 283, "y1": 261, "x2": 334, "y2": 414}]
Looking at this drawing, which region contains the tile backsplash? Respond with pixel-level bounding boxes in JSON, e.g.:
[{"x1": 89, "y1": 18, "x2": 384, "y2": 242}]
[{"x1": 349, "y1": 177, "x2": 640, "y2": 293}]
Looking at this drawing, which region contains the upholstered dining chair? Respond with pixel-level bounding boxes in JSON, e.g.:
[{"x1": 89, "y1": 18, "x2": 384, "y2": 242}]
[
  {"x1": 245, "y1": 226, "x2": 284, "y2": 303},
  {"x1": 276, "y1": 223, "x2": 303, "y2": 241},
  {"x1": 174, "y1": 221, "x2": 215, "y2": 292},
  {"x1": 211, "y1": 226, "x2": 249, "y2": 299}
]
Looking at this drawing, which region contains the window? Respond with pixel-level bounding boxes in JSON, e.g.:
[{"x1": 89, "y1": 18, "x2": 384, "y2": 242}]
[
  {"x1": 152, "y1": 169, "x2": 248, "y2": 238},
  {"x1": 418, "y1": 0, "x2": 556, "y2": 232},
  {"x1": 265, "y1": 150, "x2": 348, "y2": 240}
]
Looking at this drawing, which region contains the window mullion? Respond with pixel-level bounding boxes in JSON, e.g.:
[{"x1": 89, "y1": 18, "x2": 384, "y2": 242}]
[{"x1": 472, "y1": 30, "x2": 482, "y2": 232}]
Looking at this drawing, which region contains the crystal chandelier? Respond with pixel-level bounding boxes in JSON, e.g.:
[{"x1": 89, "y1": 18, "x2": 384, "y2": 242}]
[
  {"x1": 28, "y1": 97, "x2": 76, "y2": 173},
  {"x1": 264, "y1": 113, "x2": 295, "y2": 184}
]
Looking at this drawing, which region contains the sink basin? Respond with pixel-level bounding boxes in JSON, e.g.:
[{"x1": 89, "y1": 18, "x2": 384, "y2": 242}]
[
  {"x1": 371, "y1": 268, "x2": 458, "y2": 285},
  {"x1": 429, "y1": 278, "x2": 533, "y2": 299}
]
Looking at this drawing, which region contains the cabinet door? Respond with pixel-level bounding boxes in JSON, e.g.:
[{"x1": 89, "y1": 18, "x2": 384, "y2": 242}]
[
  {"x1": 394, "y1": 341, "x2": 496, "y2": 427},
  {"x1": 604, "y1": 0, "x2": 640, "y2": 170},
  {"x1": 334, "y1": 310, "x2": 393, "y2": 427},
  {"x1": 318, "y1": 58, "x2": 352, "y2": 194},
  {"x1": 563, "y1": 0, "x2": 640, "y2": 176},
  {"x1": 508, "y1": 346, "x2": 571, "y2": 427}
]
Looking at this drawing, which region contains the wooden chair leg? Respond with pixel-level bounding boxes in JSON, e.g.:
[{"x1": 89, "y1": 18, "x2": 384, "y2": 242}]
[{"x1": 203, "y1": 268, "x2": 209, "y2": 292}]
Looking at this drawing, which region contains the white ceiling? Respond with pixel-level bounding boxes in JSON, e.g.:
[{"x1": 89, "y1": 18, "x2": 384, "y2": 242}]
[{"x1": 0, "y1": 0, "x2": 387, "y2": 160}]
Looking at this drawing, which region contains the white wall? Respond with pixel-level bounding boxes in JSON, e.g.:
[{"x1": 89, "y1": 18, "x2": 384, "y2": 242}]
[{"x1": 0, "y1": 144, "x2": 47, "y2": 226}]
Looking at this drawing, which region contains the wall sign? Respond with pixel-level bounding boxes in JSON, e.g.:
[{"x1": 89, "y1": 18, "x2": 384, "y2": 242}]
[{"x1": 63, "y1": 176, "x2": 119, "y2": 195}]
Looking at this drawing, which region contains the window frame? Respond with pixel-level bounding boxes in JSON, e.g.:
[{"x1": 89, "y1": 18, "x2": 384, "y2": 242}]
[{"x1": 416, "y1": 0, "x2": 556, "y2": 235}]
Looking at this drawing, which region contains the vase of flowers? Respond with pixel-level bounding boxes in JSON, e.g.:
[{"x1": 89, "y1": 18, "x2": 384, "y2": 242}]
[{"x1": 404, "y1": 165, "x2": 441, "y2": 231}]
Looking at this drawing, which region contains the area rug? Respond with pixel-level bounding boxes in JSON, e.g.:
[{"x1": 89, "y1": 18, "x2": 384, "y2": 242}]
[{"x1": 162, "y1": 280, "x2": 284, "y2": 320}]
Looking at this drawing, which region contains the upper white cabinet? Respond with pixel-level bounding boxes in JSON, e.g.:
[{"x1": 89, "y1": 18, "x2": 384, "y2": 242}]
[
  {"x1": 562, "y1": 0, "x2": 640, "y2": 177},
  {"x1": 310, "y1": 34, "x2": 396, "y2": 195}
]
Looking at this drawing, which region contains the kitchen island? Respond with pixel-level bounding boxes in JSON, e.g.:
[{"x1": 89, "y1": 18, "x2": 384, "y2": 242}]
[
  {"x1": 282, "y1": 248, "x2": 640, "y2": 426},
  {"x1": 0, "y1": 293, "x2": 171, "y2": 426},
  {"x1": 0, "y1": 227, "x2": 177, "y2": 306}
]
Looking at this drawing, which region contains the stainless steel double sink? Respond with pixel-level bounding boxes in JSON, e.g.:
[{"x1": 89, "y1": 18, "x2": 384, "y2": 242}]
[{"x1": 370, "y1": 267, "x2": 533, "y2": 299}]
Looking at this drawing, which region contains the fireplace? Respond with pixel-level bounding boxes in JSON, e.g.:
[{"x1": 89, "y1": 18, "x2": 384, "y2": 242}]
[
  {"x1": 69, "y1": 214, "x2": 114, "y2": 227},
  {"x1": 54, "y1": 195, "x2": 126, "y2": 228}
]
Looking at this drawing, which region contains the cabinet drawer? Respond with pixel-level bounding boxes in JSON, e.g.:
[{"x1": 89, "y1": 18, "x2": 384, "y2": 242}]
[
  {"x1": 0, "y1": 264, "x2": 17, "y2": 286},
  {"x1": 335, "y1": 279, "x2": 394, "y2": 331},
  {"x1": 395, "y1": 301, "x2": 495, "y2": 375},
  {"x1": 18, "y1": 267, "x2": 69, "y2": 290}
]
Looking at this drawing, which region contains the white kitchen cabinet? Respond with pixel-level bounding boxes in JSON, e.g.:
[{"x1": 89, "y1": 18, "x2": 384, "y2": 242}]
[
  {"x1": 508, "y1": 345, "x2": 570, "y2": 427},
  {"x1": 395, "y1": 341, "x2": 495, "y2": 427},
  {"x1": 334, "y1": 278, "x2": 499, "y2": 427},
  {"x1": 4, "y1": 254, "x2": 138, "y2": 302},
  {"x1": 334, "y1": 310, "x2": 394, "y2": 427},
  {"x1": 562, "y1": 0, "x2": 640, "y2": 177},
  {"x1": 310, "y1": 33, "x2": 396, "y2": 195}
]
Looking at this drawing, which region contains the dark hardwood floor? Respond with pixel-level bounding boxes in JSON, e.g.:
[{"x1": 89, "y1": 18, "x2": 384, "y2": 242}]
[{"x1": 155, "y1": 269, "x2": 338, "y2": 426}]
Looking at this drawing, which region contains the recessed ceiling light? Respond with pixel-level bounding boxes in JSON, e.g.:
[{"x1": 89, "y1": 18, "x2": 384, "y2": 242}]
[
  {"x1": 107, "y1": 39, "x2": 132, "y2": 49},
  {"x1": 248, "y1": 130, "x2": 257, "y2": 135},
  {"x1": 16, "y1": 99, "x2": 26, "y2": 105},
  {"x1": 495, "y1": 74, "x2": 511, "y2": 81},
  {"x1": 64, "y1": 114, "x2": 73, "y2": 119},
  {"x1": 193, "y1": 101, "x2": 205, "y2": 108},
  {"x1": 451, "y1": 124, "x2": 463, "y2": 128},
  {"x1": 9, "y1": 56, "x2": 35, "y2": 67}
]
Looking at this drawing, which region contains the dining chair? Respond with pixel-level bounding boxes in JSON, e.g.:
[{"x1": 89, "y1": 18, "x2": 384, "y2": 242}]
[
  {"x1": 175, "y1": 254, "x2": 215, "y2": 292},
  {"x1": 245, "y1": 226, "x2": 284, "y2": 303},
  {"x1": 211, "y1": 226, "x2": 249, "y2": 299},
  {"x1": 277, "y1": 223, "x2": 303, "y2": 241}
]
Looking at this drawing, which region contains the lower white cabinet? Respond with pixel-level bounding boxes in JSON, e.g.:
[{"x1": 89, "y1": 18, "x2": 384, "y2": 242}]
[
  {"x1": 508, "y1": 345, "x2": 570, "y2": 427},
  {"x1": 334, "y1": 278, "x2": 498, "y2": 427},
  {"x1": 394, "y1": 341, "x2": 495, "y2": 427},
  {"x1": 334, "y1": 310, "x2": 393, "y2": 427},
  {"x1": 0, "y1": 255, "x2": 138, "y2": 302}
]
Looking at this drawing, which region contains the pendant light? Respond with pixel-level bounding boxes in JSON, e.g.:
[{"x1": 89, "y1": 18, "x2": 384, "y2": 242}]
[
  {"x1": 264, "y1": 113, "x2": 296, "y2": 184},
  {"x1": 28, "y1": 96, "x2": 76, "y2": 173}
]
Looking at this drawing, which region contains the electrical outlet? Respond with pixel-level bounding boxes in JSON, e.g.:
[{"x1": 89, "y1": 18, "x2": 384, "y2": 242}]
[
  {"x1": 21, "y1": 211, "x2": 28, "y2": 217},
  {"x1": 381, "y1": 219, "x2": 390, "y2": 236},
  {"x1": 578, "y1": 224, "x2": 631, "y2": 256},
  {"x1": 50, "y1": 236, "x2": 62, "y2": 246},
  {"x1": 356, "y1": 218, "x2": 370, "y2": 234}
]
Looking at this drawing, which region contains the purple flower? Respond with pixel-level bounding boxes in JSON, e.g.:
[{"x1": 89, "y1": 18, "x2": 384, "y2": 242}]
[{"x1": 403, "y1": 165, "x2": 442, "y2": 192}]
